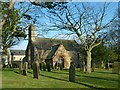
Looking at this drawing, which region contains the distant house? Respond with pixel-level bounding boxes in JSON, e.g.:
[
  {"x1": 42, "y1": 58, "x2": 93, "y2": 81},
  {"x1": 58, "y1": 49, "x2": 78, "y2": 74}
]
[
  {"x1": 25, "y1": 25, "x2": 80, "y2": 69},
  {"x1": 11, "y1": 50, "x2": 25, "y2": 67}
]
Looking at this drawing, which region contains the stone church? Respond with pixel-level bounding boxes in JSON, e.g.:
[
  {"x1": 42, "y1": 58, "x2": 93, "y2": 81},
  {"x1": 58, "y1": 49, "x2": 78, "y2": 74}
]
[{"x1": 25, "y1": 25, "x2": 80, "y2": 69}]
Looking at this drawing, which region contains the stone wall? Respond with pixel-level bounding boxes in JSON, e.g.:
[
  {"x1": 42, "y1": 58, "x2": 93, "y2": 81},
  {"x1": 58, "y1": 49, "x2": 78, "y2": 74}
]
[
  {"x1": 52, "y1": 45, "x2": 71, "y2": 69},
  {"x1": 36, "y1": 45, "x2": 79, "y2": 69}
]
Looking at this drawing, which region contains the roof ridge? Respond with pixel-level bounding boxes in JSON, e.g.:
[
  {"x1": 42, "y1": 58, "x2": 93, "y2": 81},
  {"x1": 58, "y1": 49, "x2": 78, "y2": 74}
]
[
  {"x1": 10, "y1": 50, "x2": 25, "y2": 51},
  {"x1": 36, "y1": 37, "x2": 74, "y2": 42}
]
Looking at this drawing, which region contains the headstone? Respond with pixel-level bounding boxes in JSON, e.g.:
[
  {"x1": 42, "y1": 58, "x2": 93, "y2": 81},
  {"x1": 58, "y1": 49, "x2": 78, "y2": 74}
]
[
  {"x1": 46, "y1": 60, "x2": 51, "y2": 72},
  {"x1": 112, "y1": 61, "x2": 120, "y2": 74},
  {"x1": 33, "y1": 60, "x2": 39, "y2": 79},
  {"x1": 91, "y1": 62, "x2": 95, "y2": 72},
  {"x1": 60, "y1": 63, "x2": 62, "y2": 70},
  {"x1": 43, "y1": 62, "x2": 46, "y2": 71},
  {"x1": 39, "y1": 63, "x2": 42, "y2": 70},
  {"x1": 19, "y1": 61, "x2": 23, "y2": 74},
  {"x1": 69, "y1": 62, "x2": 75, "y2": 82},
  {"x1": 23, "y1": 62, "x2": 28, "y2": 76}
]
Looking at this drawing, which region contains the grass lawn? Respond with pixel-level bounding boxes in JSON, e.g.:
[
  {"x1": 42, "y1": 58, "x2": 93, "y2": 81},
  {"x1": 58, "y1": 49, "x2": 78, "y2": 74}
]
[{"x1": 2, "y1": 68, "x2": 119, "y2": 89}]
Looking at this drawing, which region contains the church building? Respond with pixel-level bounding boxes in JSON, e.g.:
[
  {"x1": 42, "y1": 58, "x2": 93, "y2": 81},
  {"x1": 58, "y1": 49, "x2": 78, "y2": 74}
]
[{"x1": 25, "y1": 25, "x2": 80, "y2": 69}]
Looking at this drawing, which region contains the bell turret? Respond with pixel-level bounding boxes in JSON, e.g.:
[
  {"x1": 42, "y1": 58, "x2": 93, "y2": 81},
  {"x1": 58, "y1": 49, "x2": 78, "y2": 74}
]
[{"x1": 28, "y1": 24, "x2": 36, "y2": 42}]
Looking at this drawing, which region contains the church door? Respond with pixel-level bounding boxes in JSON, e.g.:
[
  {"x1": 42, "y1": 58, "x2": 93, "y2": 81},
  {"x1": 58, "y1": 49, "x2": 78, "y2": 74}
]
[{"x1": 61, "y1": 58, "x2": 64, "y2": 68}]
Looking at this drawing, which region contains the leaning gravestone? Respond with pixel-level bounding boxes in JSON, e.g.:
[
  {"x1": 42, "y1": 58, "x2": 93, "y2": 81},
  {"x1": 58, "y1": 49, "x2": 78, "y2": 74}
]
[
  {"x1": 23, "y1": 62, "x2": 28, "y2": 76},
  {"x1": 33, "y1": 60, "x2": 39, "y2": 79},
  {"x1": 69, "y1": 62, "x2": 75, "y2": 82}
]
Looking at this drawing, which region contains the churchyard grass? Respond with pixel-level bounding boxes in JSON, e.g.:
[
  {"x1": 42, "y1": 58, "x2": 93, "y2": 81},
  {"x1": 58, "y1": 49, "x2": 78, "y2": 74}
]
[{"x1": 2, "y1": 68, "x2": 119, "y2": 89}]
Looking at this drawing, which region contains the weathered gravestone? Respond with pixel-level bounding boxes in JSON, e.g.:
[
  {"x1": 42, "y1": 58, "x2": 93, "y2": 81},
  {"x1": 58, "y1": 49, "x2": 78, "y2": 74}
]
[
  {"x1": 33, "y1": 60, "x2": 39, "y2": 79},
  {"x1": 39, "y1": 63, "x2": 42, "y2": 70},
  {"x1": 46, "y1": 60, "x2": 51, "y2": 72},
  {"x1": 19, "y1": 61, "x2": 23, "y2": 74},
  {"x1": 23, "y1": 62, "x2": 28, "y2": 76},
  {"x1": 60, "y1": 63, "x2": 63, "y2": 70},
  {"x1": 69, "y1": 62, "x2": 75, "y2": 82},
  {"x1": 112, "y1": 61, "x2": 120, "y2": 74},
  {"x1": 43, "y1": 62, "x2": 46, "y2": 71},
  {"x1": 80, "y1": 61, "x2": 87, "y2": 73}
]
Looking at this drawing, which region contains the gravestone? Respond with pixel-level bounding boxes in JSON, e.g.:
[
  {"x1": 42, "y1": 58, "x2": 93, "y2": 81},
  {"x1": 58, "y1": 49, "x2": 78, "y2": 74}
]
[
  {"x1": 60, "y1": 63, "x2": 63, "y2": 70},
  {"x1": 80, "y1": 61, "x2": 86, "y2": 72},
  {"x1": 23, "y1": 62, "x2": 28, "y2": 76},
  {"x1": 69, "y1": 62, "x2": 75, "y2": 82},
  {"x1": 43, "y1": 62, "x2": 46, "y2": 71},
  {"x1": 39, "y1": 63, "x2": 42, "y2": 70},
  {"x1": 112, "y1": 61, "x2": 120, "y2": 74},
  {"x1": 33, "y1": 60, "x2": 39, "y2": 79},
  {"x1": 46, "y1": 60, "x2": 51, "y2": 72},
  {"x1": 19, "y1": 61, "x2": 23, "y2": 74}
]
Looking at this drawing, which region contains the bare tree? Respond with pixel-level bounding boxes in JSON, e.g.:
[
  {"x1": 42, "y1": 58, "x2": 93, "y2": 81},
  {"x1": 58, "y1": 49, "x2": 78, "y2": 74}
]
[
  {"x1": 1, "y1": 1, "x2": 32, "y2": 67},
  {"x1": 0, "y1": 0, "x2": 16, "y2": 67},
  {"x1": 42, "y1": 2, "x2": 116, "y2": 73},
  {"x1": 104, "y1": 4, "x2": 120, "y2": 63},
  {"x1": 0, "y1": 0, "x2": 16, "y2": 46}
]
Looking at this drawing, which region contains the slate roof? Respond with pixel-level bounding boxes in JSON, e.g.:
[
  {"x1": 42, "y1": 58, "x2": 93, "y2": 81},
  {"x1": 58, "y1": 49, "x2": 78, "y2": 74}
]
[
  {"x1": 11, "y1": 50, "x2": 25, "y2": 55},
  {"x1": 46, "y1": 44, "x2": 60, "y2": 59},
  {"x1": 33, "y1": 38, "x2": 80, "y2": 52}
]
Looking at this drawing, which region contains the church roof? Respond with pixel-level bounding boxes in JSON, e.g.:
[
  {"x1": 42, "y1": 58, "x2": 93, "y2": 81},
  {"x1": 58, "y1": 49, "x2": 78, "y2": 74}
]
[
  {"x1": 11, "y1": 50, "x2": 25, "y2": 55},
  {"x1": 33, "y1": 38, "x2": 80, "y2": 52},
  {"x1": 46, "y1": 44, "x2": 60, "y2": 59}
]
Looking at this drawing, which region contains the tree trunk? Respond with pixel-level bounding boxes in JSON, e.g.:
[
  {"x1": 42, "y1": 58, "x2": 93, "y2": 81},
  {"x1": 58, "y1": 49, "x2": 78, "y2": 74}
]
[
  {"x1": 0, "y1": 1, "x2": 16, "y2": 68},
  {"x1": 86, "y1": 50, "x2": 92, "y2": 73},
  {"x1": 7, "y1": 48, "x2": 12, "y2": 68},
  {"x1": 0, "y1": 1, "x2": 16, "y2": 40}
]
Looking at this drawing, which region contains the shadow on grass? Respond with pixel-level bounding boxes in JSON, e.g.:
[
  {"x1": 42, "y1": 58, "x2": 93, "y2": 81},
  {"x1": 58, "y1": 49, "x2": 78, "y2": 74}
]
[
  {"x1": 12, "y1": 69, "x2": 32, "y2": 77},
  {"x1": 3, "y1": 68, "x2": 21, "y2": 75},
  {"x1": 51, "y1": 71, "x2": 68, "y2": 75},
  {"x1": 41, "y1": 74, "x2": 101, "y2": 89},
  {"x1": 2, "y1": 68, "x2": 14, "y2": 71},
  {"x1": 13, "y1": 70, "x2": 19, "y2": 74},
  {"x1": 47, "y1": 70, "x2": 118, "y2": 82},
  {"x1": 76, "y1": 74, "x2": 119, "y2": 82},
  {"x1": 96, "y1": 71, "x2": 115, "y2": 74},
  {"x1": 27, "y1": 70, "x2": 33, "y2": 74}
]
